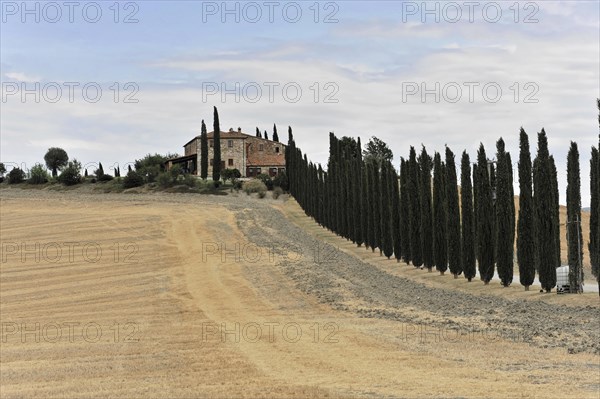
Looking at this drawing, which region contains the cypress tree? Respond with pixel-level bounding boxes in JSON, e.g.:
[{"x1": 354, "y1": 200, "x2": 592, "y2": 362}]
[
  {"x1": 517, "y1": 128, "x2": 535, "y2": 290},
  {"x1": 408, "y1": 147, "x2": 423, "y2": 267},
  {"x1": 534, "y1": 129, "x2": 557, "y2": 292},
  {"x1": 550, "y1": 155, "x2": 561, "y2": 269},
  {"x1": 381, "y1": 161, "x2": 394, "y2": 259},
  {"x1": 566, "y1": 142, "x2": 583, "y2": 292},
  {"x1": 419, "y1": 146, "x2": 434, "y2": 271},
  {"x1": 392, "y1": 165, "x2": 402, "y2": 262},
  {"x1": 367, "y1": 160, "x2": 378, "y2": 251},
  {"x1": 128, "y1": 165, "x2": 132, "y2": 173},
  {"x1": 256, "y1": 127, "x2": 261, "y2": 137},
  {"x1": 212, "y1": 107, "x2": 221, "y2": 182},
  {"x1": 445, "y1": 147, "x2": 461, "y2": 278},
  {"x1": 399, "y1": 158, "x2": 411, "y2": 264},
  {"x1": 591, "y1": 140, "x2": 599, "y2": 285},
  {"x1": 200, "y1": 120, "x2": 208, "y2": 180},
  {"x1": 461, "y1": 151, "x2": 476, "y2": 281},
  {"x1": 273, "y1": 124, "x2": 279, "y2": 142},
  {"x1": 364, "y1": 160, "x2": 373, "y2": 250},
  {"x1": 264, "y1": 131, "x2": 269, "y2": 140},
  {"x1": 476, "y1": 144, "x2": 495, "y2": 284},
  {"x1": 355, "y1": 138, "x2": 365, "y2": 247},
  {"x1": 473, "y1": 162, "x2": 480, "y2": 267},
  {"x1": 496, "y1": 138, "x2": 515, "y2": 287},
  {"x1": 371, "y1": 160, "x2": 382, "y2": 254},
  {"x1": 433, "y1": 152, "x2": 448, "y2": 274}
]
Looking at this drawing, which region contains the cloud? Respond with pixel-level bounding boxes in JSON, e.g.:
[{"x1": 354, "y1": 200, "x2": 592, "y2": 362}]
[{"x1": 4, "y1": 72, "x2": 41, "y2": 83}]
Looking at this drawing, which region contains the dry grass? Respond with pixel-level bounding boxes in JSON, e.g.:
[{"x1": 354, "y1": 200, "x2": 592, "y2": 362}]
[{"x1": 1, "y1": 192, "x2": 598, "y2": 398}]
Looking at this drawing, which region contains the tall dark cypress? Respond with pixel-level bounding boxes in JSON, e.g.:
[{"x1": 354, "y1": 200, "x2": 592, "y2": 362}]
[
  {"x1": 591, "y1": 140, "x2": 599, "y2": 285},
  {"x1": 550, "y1": 155, "x2": 561, "y2": 270},
  {"x1": 392, "y1": 165, "x2": 402, "y2": 262},
  {"x1": 476, "y1": 144, "x2": 495, "y2": 284},
  {"x1": 517, "y1": 128, "x2": 535, "y2": 290},
  {"x1": 264, "y1": 131, "x2": 269, "y2": 140},
  {"x1": 381, "y1": 161, "x2": 394, "y2": 259},
  {"x1": 273, "y1": 124, "x2": 279, "y2": 142},
  {"x1": 364, "y1": 160, "x2": 373, "y2": 250},
  {"x1": 433, "y1": 152, "x2": 448, "y2": 274},
  {"x1": 368, "y1": 160, "x2": 379, "y2": 251},
  {"x1": 256, "y1": 127, "x2": 261, "y2": 138},
  {"x1": 495, "y1": 138, "x2": 515, "y2": 287},
  {"x1": 200, "y1": 120, "x2": 208, "y2": 180},
  {"x1": 534, "y1": 129, "x2": 557, "y2": 292},
  {"x1": 399, "y1": 158, "x2": 411, "y2": 264},
  {"x1": 408, "y1": 147, "x2": 423, "y2": 267},
  {"x1": 419, "y1": 146, "x2": 434, "y2": 271},
  {"x1": 445, "y1": 147, "x2": 461, "y2": 278},
  {"x1": 461, "y1": 151, "x2": 476, "y2": 281},
  {"x1": 372, "y1": 160, "x2": 382, "y2": 254},
  {"x1": 212, "y1": 106, "x2": 222, "y2": 182},
  {"x1": 355, "y1": 138, "x2": 365, "y2": 247},
  {"x1": 566, "y1": 142, "x2": 583, "y2": 292}
]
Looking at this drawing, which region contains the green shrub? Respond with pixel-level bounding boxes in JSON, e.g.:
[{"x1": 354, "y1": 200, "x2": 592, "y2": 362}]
[
  {"x1": 183, "y1": 174, "x2": 198, "y2": 188},
  {"x1": 156, "y1": 172, "x2": 173, "y2": 188},
  {"x1": 98, "y1": 174, "x2": 113, "y2": 182},
  {"x1": 28, "y1": 164, "x2": 50, "y2": 184},
  {"x1": 58, "y1": 160, "x2": 82, "y2": 186},
  {"x1": 256, "y1": 173, "x2": 273, "y2": 190},
  {"x1": 7, "y1": 168, "x2": 26, "y2": 184},
  {"x1": 243, "y1": 179, "x2": 267, "y2": 196},
  {"x1": 123, "y1": 170, "x2": 145, "y2": 188},
  {"x1": 233, "y1": 180, "x2": 243, "y2": 191},
  {"x1": 273, "y1": 171, "x2": 288, "y2": 191},
  {"x1": 272, "y1": 186, "x2": 284, "y2": 199},
  {"x1": 258, "y1": 190, "x2": 266, "y2": 199}
]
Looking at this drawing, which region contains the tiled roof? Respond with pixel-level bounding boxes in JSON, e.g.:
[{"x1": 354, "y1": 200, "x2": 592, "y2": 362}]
[{"x1": 184, "y1": 130, "x2": 288, "y2": 147}]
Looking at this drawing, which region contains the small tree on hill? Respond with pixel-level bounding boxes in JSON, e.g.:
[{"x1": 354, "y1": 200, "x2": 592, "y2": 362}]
[{"x1": 44, "y1": 147, "x2": 69, "y2": 177}]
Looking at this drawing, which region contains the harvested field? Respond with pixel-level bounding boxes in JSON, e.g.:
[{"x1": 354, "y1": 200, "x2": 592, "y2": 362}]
[{"x1": 1, "y1": 187, "x2": 598, "y2": 398}]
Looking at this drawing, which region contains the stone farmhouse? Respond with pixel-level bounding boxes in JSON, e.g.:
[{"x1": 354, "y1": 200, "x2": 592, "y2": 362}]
[{"x1": 166, "y1": 128, "x2": 286, "y2": 178}]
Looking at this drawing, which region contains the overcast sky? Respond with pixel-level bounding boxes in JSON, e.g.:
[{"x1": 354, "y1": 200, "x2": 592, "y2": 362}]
[{"x1": 1, "y1": 0, "x2": 598, "y2": 206}]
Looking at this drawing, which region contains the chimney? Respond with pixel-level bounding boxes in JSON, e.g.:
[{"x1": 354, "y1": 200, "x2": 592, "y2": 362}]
[
  {"x1": 229, "y1": 128, "x2": 234, "y2": 132},
  {"x1": 238, "y1": 127, "x2": 241, "y2": 133}
]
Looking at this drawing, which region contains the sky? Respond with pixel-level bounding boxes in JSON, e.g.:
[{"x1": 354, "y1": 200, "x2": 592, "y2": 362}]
[{"x1": 1, "y1": 0, "x2": 598, "y2": 206}]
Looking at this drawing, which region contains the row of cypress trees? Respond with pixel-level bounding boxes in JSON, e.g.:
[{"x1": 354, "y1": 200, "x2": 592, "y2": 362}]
[{"x1": 286, "y1": 120, "x2": 598, "y2": 292}]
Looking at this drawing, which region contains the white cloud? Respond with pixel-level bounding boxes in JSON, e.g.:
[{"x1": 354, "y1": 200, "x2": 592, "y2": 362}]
[{"x1": 4, "y1": 72, "x2": 41, "y2": 83}]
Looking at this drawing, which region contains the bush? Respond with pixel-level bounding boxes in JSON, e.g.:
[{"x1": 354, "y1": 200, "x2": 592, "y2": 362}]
[
  {"x1": 7, "y1": 168, "x2": 26, "y2": 184},
  {"x1": 123, "y1": 170, "x2": 145, "y2": 188},
  {"x1": 28, "y1": 164, "x2": 50, "y2": 184},
  {"x1": 58, "y1": 160, "x2": 82, "y2": 186},
  {"x1": 233, "y1": 180, "x2": 243, "y2": 191},
  {"x1": 243, "y1": 179, "x2": 267, "y2": 196},
  {"x1": 273, "y1": 171, "x2": 288, "y2": 191},
  {"x1": 183, "y1": 174, "x2": 198, "y2": 188},
  {"x1": 272, "y1": 186, "x2": 283, "y2": 199},
  {"x1": 256, "y1": 173, "x2": 273, "y2": 190},
  {"x1": 258, "y1": 190, "x2": 266, "y2": 199},
  {"x1": 98, "y1": 174, "x2": 114, "y2": 182},
  {"x1": 156, "y1": 172, "x2": 173, "y2": 188},
  {"x1": 221, "y1": 168, "x2": 241, "y2": 183}
]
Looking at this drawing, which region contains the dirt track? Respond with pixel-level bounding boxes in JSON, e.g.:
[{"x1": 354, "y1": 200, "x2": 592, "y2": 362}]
[{"x1": 1, "y1": 187, "x2": 599, "y2": 398}]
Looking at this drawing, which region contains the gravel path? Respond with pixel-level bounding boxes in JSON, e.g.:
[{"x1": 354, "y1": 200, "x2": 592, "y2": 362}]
[{"x1": 233, "y1": 199, "x2": 600, "y2": 355}]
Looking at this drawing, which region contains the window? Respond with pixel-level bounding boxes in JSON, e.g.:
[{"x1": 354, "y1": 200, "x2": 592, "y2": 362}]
[
  {"x1": 275, "y1": 147, "x2": 280, "y2": 153},
  {"x1": 209, "y1": 140, "x2": 214, "y2": 148},
  {"x1": 228, "y1": 140, "x2": 233, "y2": 148},
  {"x1": 257, "y1": 168, "x2": 262, "y2": 174},
  {"x1": 259, "y1": 144, "x2": 264, "y2": 151},
  {"x1": 228, "y1": 159, "x2": 234, "y2": 166}
]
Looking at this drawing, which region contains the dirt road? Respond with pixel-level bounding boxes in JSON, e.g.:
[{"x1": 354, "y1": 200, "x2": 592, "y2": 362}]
[{"x1": 1, "y1": 187, "x2": 598, "y2": 398}]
